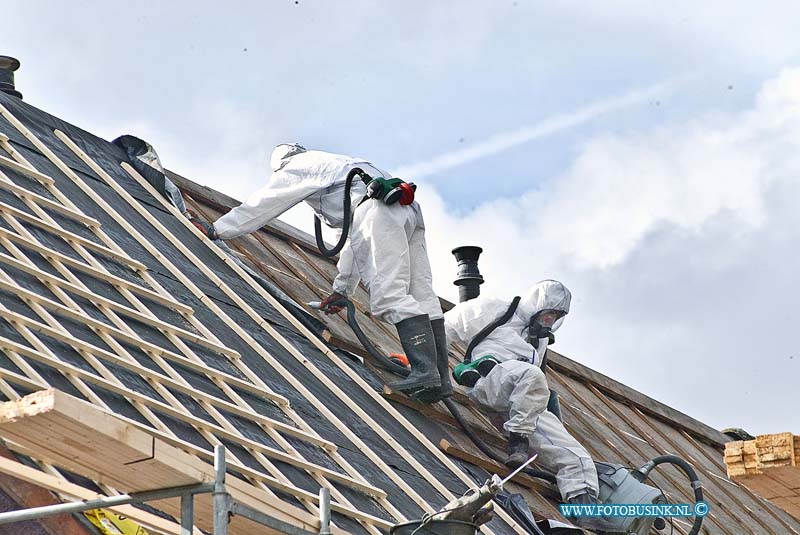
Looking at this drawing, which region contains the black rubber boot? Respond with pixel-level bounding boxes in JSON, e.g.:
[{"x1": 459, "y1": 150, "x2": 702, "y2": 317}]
[
  {"x1": 504, "y1": 432, "x2": 530, "y2": 468},
  {"x1": 388, "y1": 314, "x2": 440, "y2": 394},
  {"x1": 567, "y1": 492, "x2": 621, "y2": 532},
  {"x1": 414, "y1": 318, "x2": 454, "y2": 403}
]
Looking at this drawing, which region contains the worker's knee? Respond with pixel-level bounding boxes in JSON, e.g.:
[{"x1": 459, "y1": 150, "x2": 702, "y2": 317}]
[{"x1": 517, "y1": 365, "x2": 549, "y2": 396}]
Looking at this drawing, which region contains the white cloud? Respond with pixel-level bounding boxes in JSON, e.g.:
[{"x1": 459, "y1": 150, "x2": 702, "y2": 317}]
[{"x1": 420, "y1": 68, "x2": 800, "y2": 433}]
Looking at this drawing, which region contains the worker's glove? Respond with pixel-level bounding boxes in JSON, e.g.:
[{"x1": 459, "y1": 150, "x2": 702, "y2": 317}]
[
  {"x1": 190, "y1": 218, "x2": 217, "y2": 240},
  {"x1": 320, "y1": 292, "x2": 347, "y2": 314}
]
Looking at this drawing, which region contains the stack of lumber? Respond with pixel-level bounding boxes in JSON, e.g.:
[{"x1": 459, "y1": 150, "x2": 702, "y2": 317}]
[
  {"x1": 724, "y1": 432, "x2": 800, "y2": 520},
  {"x1": 0, "y1": 389, "x2": 338, "y2": 535}
]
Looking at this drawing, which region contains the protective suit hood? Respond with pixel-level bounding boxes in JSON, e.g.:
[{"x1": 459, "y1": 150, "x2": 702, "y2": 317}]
[
  {"x1": 270, "y1": 143, "x2": 307, "y2": 172},
  {"x1": 518, "y1": 280, "x2": 571, "y2": 333}
]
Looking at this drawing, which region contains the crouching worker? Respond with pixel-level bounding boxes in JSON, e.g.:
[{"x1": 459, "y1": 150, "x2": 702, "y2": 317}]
[
  {"x1": 193, "y1": 144, "x2": 451, "y2": 402},
  {"x1": 445, "y1": 280, "x2": 601, "y2": 506}
]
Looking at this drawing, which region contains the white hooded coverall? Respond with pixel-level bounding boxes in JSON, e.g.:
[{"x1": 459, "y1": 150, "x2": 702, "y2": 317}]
[
  {"x1": 444, "y1": 280, "x2": 599, "y2": 501},
  {"x1": 213, "y1": 145, "x2": 442, "y2": 325}
]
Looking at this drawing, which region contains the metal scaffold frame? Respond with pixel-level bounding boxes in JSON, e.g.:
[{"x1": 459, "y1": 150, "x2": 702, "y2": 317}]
[{"x1": 0, "y1": 445, "x2": 331, "y2": 535}]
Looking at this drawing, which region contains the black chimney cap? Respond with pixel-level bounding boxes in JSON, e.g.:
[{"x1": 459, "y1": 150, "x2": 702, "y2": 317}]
[
  {"x1": 0, "y1": 56, "x2": 22, "y2": 99},
  {"x1": 452, "y1": 246, "x2": 484, "y2": 302}
]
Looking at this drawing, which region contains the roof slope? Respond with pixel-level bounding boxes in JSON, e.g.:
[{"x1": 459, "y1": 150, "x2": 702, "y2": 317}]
[{"x1": 0, "y1": 90, "x2": 796, "y2": 535}]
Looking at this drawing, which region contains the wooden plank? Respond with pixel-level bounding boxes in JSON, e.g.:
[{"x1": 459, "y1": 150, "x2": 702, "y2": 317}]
[
  {"x1": 0, "y1": 249, "x2": 232, "y2": 355},
  {"x1": 0, "y1": 169, "x2": 99, "y2": 227},
  {"x1": 771, "y1": 495, "x2": 800, "y2": 522},
  {"x1": 2, "y1": 117, "x2": 368, "y2": 524},
  {"x1": 0, "y1": 276, "x2": 269, "y2": 404},
  {"x1": 0, "y1": 369, "x2": 384, "y2": 529},
  {"x1": 0, "y1": 335, "x2": 370, "y2": 486},
  {"x1": 438, "y1": 439, "x2": 556, "y2": 497},
  {"x1": 0, "y1": 200, "x2": 146, "y2": 270},
  {"x1": 0, "y1": 273, "x2": 240, "y2": 364},
  {"x1": 0, "y1": 330, "x2": 386, "y2": 510},
  {"x1": 0, "y1": 225, "x2": 191, "y2": 313},
  {"x1": 0, "y1": 461, "x2": 99, "y2": 535},
  {"x1": 0, "y1": 153, "x2": 55, "y2": 185},
  {"x1": 573, "y1": 378, "x2": 771, "y2": 534},
  {"x1": 547, "y1": 369, "x2": 727, "y2": 535},
  {"x1": 0, "y1": 389, "x2": 205, "y2": 489},
  {"x1": 767, "y1": 467, "x2": 800, "y2": 492}
]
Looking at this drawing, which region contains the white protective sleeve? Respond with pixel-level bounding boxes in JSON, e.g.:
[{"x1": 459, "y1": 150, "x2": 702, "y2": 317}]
[
  {"x1": 213, "y1": 150, "x2": 374, "y2": 240},
  {"x1": 332, "y1": 236, "x2": 361, "y2": 296},
  {"x1": 213, "y1": 176, "x2": 321, "y2": 240}
]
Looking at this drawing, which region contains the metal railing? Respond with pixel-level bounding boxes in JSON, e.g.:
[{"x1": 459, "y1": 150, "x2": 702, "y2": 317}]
[{"x1": 0, "y1": 445, "x2": 331, "y2": 535}]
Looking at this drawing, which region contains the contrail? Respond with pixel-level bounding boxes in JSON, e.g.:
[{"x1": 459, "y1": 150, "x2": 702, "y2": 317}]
[{"x1": 393, "y1": 82, "x2": 670, "y2": 179}]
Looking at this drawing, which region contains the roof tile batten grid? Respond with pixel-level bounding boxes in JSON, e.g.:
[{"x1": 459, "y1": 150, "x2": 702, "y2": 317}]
[
  {"x1": 0, "y1": 100, "x2": 398, "y2": 532},
  {"x1": 0, "y1": 93, "x2": 529, "y2": 534},
  {"x1": 0, "y1": 88, "x2": 798, "y2": 534}
]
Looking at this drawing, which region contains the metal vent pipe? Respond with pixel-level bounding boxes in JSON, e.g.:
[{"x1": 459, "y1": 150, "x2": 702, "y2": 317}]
[
  {"x1": 0, "y1": 56, "x2": 22, "y2": 99},
  {"x1": 452, "y1": 246, "x2": 484, "y2": 302}
]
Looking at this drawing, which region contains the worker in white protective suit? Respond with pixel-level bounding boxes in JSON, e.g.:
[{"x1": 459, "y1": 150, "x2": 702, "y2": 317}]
[
  {"x1": 444, "y1": 280, "x2": 601, "y2": 505},
  {"x1": 196, "y1": 144, "x2": 452, "y2": 402}
]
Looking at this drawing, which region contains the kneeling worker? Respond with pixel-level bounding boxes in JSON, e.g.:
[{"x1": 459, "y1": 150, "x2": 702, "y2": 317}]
[
  {"x1": 193, "y1": 144, "x2": 451, "y2": 402},
  {"x1": 445, "y1": 280, "x2": 600, "y2": 506}
]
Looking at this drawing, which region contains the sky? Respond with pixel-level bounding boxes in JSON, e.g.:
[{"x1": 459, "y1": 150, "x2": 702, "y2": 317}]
[{"x1": 3, "y1": 1, "x2": 799, "y2": 436}]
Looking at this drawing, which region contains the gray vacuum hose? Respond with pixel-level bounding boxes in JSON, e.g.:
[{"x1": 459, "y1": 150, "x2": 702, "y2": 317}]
[{"x1": 634, "y1": 455, "x2": 704, "y2": 535}]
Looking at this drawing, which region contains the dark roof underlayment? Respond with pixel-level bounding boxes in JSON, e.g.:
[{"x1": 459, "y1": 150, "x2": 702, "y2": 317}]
[{"x1": 0, "y1": 90, "x2": 797, "y2": 535}]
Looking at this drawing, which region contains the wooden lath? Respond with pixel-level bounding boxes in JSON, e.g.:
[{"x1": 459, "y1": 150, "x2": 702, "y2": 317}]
[
  {"x1": 0, "y1": 171, "x2": 99, "y2": 227},
  {"x1": 0, "y1": 225, "x2": 191, "y2": 313},
  {"x1": 0, "y1": 152, "x2": 55, "y2": 185},
  {"x1": 0, "y1": 307, "x2": 331, "y2": 451},
  {"x1": 0, "y1": 104, "x2": 395, "y2": 533},
  {"x1": 0, "y1": 199, "x2": 145, "y2": 270},
  {"x1": 0, "y1": 99, "x2": 531, "y2": 533}
]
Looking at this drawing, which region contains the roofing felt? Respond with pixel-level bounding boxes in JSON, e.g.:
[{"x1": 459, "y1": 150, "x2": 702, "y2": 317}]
[{"x1": 0, "y1": 89, "x2": 797, "y2": 535}]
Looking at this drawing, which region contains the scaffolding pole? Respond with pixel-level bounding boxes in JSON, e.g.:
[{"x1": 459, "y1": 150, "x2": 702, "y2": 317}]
[{"x1": 0, "y1": 445, "x2": 329, "y2": 535}]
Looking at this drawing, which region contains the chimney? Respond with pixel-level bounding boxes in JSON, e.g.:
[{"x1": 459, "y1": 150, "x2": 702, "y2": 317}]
[
  {"x1": 452, "y1": 246, "x2": 484, "y2": 302},
  {"x1": 0, "y1": 56, "x2": 22, "y2": 99}
]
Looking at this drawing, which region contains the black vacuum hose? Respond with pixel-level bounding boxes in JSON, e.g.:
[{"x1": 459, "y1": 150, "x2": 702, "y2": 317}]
[
  {"x1": 635, "y1": 455, "x2": 704, "y2": 535},
  {"x1": 333, "y1": 299, "x2": 410, "y2": 376},
  {"x1": 314, "y1": 168, "x2": 364, "y2": 257},
  {"x1": 331, "y1": 298, "x2": 559, "y2": 485},
  {"x1": 442, "y1": 398, "x2": 558, "y2": 484}
]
